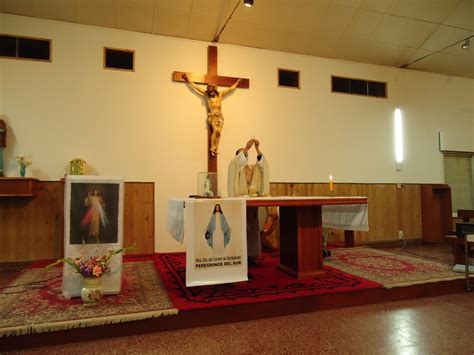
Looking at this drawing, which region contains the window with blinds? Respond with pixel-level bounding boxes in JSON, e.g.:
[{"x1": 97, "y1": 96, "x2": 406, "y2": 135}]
[{"x1": 443, "y1": 152, "x2": 473, "y2": 213}]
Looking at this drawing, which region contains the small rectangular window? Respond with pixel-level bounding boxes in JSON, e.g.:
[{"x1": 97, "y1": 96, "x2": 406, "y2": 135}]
[
  {"x1": 104, "y1": 47, "x2": 134, "y2": 71},
  {"x1": 332, "y1": 77, "x2": 349, "y2": 93},
  {"x1": 278, "y1": 68, "x2": 299, "y2": 88},
  {"x1": 368, "y1": 81, "x2": 386, "y2": 98},
  {"x1": 350, "y1": 79, "x2": 367, "y2": 95},
  {"x1": 332, "y1": 76, "x2": 386, "y2": 98},
  {"x1": 18, "y1": 38, "x2": 50, "y2": 60},
  {"x1": 0, "y1": 34, "x2": 51, "y2": 61},
  {"x1": 0, "y1": 35, "x2": 16, "y2": 57}
]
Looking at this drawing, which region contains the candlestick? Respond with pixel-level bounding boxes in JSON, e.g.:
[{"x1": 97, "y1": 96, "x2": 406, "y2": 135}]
[{"x1": 329, "y1": 175, "x2": 334, "y2": 192}]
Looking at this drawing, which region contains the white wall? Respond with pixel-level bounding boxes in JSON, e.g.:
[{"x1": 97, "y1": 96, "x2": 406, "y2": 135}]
[{"x1": 1, "y1": 14, "x2": 473, "y2": 252}]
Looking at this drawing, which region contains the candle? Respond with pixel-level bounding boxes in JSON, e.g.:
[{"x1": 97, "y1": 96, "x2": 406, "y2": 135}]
[{"x1": 329, "y1": 175, "x2": 334, "y2": 192}]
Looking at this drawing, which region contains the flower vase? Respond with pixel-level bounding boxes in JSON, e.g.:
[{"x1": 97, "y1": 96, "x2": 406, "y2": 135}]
[
  {"x1": 20, "y1": 165, "x2": 26, "y2": 177},
  {"x1": 81, "y1": 276, "x2": 103, "y2": 305}
]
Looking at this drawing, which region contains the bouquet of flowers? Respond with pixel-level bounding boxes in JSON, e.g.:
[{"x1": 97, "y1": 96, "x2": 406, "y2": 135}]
[
  {"x1": 15, "y1": 155, "x2": 32, "y2": 168},
  {"x1": 47, "y1": 244, "x2": 135, "y2": 278}
]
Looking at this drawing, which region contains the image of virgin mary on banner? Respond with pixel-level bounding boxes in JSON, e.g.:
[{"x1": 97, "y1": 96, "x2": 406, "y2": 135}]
[
  {"x1": 185, "y1": 199, "x2": 247, "y2": 287},
  {"x1": 204, "y1": 204, "x2": 231, "y2": 250}
]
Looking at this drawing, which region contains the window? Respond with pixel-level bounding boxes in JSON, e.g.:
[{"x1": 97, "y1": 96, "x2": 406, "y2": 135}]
[
  {"x1": 104, "y1": 47, "x2": 134, "y2": 71},
  {"x1": 444, "y1": 152, "x2": 473, "y2": 213},
  {"x1": 0, "y1": 34, "x2": 51, "y2": 61},
  {"x1": 278, "y1": 68, "x2": 299, "y2": 88},
  {"x1": 331, "y1": 76, "x2": 386, "y2": 98}
]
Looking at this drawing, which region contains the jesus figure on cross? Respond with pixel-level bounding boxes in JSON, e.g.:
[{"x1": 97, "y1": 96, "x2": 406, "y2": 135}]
[{"x1": 182, "y1": 73, "x2": 242, "y2": 156}]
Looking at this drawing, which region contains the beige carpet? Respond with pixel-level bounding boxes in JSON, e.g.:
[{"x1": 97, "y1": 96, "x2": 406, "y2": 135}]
[
  {"x1": 325, "y1": 247, "x2": 464, "y2": 288},
  {"x1": 0, "y1": 261, "x2": 178, "y2": 337}
]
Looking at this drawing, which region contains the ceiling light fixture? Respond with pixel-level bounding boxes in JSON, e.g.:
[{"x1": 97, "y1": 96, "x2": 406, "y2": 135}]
[
  {"x1": 212, "y1": 0, "x2": 254, "y2": 43},
  {"x1": 462, "y1": 38, "x2": 470, "y2": 50},
  {"x1": 244, "y1": 0, "x2": 254, "y2": 7}
]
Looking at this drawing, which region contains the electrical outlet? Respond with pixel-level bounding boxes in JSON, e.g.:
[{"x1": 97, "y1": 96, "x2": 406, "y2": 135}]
[{"x1": 398, "y1": 230, "x2": 404, "y2": 239}]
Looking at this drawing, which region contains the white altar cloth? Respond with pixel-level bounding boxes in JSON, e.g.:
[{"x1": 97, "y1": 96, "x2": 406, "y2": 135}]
[{"x1": 168, "y1": 196, "x2": 369, "y2": 244}]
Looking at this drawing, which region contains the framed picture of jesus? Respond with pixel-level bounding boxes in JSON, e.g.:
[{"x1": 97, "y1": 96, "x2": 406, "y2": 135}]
[
  {"x1": 68, "y1": 178, "x2": 121, "y2": 245},
  {"x1": 63, "y1": 175, "x2": 124, "y2": 298}
]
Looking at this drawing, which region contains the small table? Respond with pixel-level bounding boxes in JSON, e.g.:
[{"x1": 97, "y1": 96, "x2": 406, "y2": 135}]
[{"x1": 446, "y1": 235, "x2": 474, "y2": 265}]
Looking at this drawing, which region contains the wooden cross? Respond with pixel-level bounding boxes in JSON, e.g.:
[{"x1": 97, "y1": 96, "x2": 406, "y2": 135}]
[{"x1": 173, "y1": 45, "x2": 249, "y2": 174}]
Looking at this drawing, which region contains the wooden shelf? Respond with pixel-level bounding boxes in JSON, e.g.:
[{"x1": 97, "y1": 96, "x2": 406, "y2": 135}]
[{"x1": 0, "y1": 178, "x2": 39, "y2": 197}]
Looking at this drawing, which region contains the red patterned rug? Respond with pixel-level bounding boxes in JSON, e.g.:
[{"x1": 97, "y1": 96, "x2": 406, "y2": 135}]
[
  {"x1": 0, "y1": 261, "x2": 177, "y2": 337},
  {"x1": 325, "y1": 247, "x2": 464, "y2": 288},
  {"x1": 153, "y1": 251, "x2": 382, "y2": 311}
]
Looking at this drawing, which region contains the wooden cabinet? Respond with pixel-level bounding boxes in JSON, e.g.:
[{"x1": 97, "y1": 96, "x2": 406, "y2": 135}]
[
  {"x1": 0, "y1": 178, "x2": 39, "y2": 197},
  {"x1": 421, "y1": 184, "x2": 452, "y2": 243}
]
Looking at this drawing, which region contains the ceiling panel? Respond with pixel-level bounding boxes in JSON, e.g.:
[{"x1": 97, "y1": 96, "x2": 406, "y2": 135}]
[
  {"x1": 393, "y1": 19, "x2": 437, "y2": 47},
  {"x1": 152, "y1": 8, "x2": 189, "y2": 38},
  {"x1": 443, "y1": 0, "x2": 474, "y2": 30},
  {"x1": 221, "y1": 20, "x2": 271, "y2": 50},
  {"x1": 263, "y1": 28, "x2": 314, "y2": 55},
  {"x1": 190, "y1": 0, "x2": 233, "y2": 19},
  {"x1": 232, "y1": 0, "x2": 329, "y2": 32},
  {"x1": 388, "y1": 0, "x2": 460, "y2": 22},
  {"x1": 2, "y1": 0, "x2": 36, "y2": 17},
  {"x1": 343, "y1": 9, "x2": 383, "y2": 39},
  {"x1": 115, "y1": 0, "x2": 154, "y2": 33},
  {"x1": 370, "y1": 14, "x2": 409, "y2": 43},
  {"x1": 333, "y1": 0, "x2": 364, "y2": 7},
  {"x1": 361, "y1": 0, "x2": 394, "y2": 13},
  {"x1": 313, "y1": 2, "x2": 358, "y2": 39},
  {"x1": 410, "y1": 0, "x2": 460, "y2": 23},
  {"x1": 35, "y1": 0, "x2": 77, "y2": 23},
  {"x1": 408, "y1": 50, "x2": 460, "y2": 75},
  {"x1": 333, "y1": 37, "x2": 370, "y2": 63},
  {"x1": 77, "y1": 0, "x2": 115, "y2": 29},
  {"x1": 388, "y1": 0, "x2": 421, "y2": 18},
  {"x1": 307, "y1": 29, "x2": 343, "y2": 50},
  {"x1": 365, "y1": 40, "x2": 415, "y2": 66},
  {"x1": 155, "y1": 0, "x2": 193, "y2": 13},
  {"x1": 186, "y1": 12, "x2": 221, "y2": 42},
  {"x1": 305, "y1": 32, "x2": 338, "y2": 58}
]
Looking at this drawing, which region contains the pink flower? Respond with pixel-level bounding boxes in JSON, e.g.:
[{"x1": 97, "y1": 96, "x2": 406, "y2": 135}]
[{"x1": 92, "y1": 265, "x2": 103, "y2": 277}]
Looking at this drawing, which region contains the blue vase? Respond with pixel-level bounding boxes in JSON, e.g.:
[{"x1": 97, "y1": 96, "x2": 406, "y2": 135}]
[{"x1": 20, "y1": 165, "x2": 26, "y2": 177}]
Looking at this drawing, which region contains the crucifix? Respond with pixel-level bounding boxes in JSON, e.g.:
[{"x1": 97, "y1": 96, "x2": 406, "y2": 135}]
[{"x1": 173, "y1": 45, "x2": 249, "y2": 174}]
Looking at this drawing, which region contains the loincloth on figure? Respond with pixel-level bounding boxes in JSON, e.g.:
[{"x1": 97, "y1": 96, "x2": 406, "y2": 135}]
[{"x1": 207, "y1": 112, "x2": 224, "y2": 127}]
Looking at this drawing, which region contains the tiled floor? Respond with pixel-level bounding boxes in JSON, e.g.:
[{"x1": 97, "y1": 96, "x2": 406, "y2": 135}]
[
  {"x1": 8, "y1": 293, "x2": 474, "y2": 354},
  {"x1": 2, "y1": 243, "x2": 474, "y2": 354}
]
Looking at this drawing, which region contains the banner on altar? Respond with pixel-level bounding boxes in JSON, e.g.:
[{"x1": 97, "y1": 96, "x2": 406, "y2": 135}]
[{"x1": 185, "y1": 199, "x2": 247, "y2": 287}]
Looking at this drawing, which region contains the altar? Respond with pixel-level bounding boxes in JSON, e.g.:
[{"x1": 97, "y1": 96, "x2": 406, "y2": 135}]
[{"x1": 168, "y1": 196, "x2": 368, "y2": 280}]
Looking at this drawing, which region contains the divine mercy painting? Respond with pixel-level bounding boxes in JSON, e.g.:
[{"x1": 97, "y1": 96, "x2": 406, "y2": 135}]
[{"x1": 69, "y1": 181, "x2": 119, "y2": 244}]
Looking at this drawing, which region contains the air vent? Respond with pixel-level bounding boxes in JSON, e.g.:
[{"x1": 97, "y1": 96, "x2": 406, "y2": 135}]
[
  {"x1": 278, "y1": 68, "x2": 300, "y2": 89},
  {"x1": 332, "y1": 76, "x2": 386, "y2": 98},
  {"x1": 104, "y1": 47, "x2": 134, "y2": 71},
  {"x1": 0, "y1": 34, "x2": 51, "y2": 61}
]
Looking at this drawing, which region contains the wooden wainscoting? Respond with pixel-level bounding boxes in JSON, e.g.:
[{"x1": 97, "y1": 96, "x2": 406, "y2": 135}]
[
  {"x1": 270, "y1": 183, "x2": 422, "y2": 244},
  {"x1": 0, "y1": 181, "x2": 154, "y2": 262},
  {"x1": 123, "y1": 182, "x2": 154, "y2": 255},
  {"x1": 0, "y1": 182, "x2": 64, "y2": 262}
]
